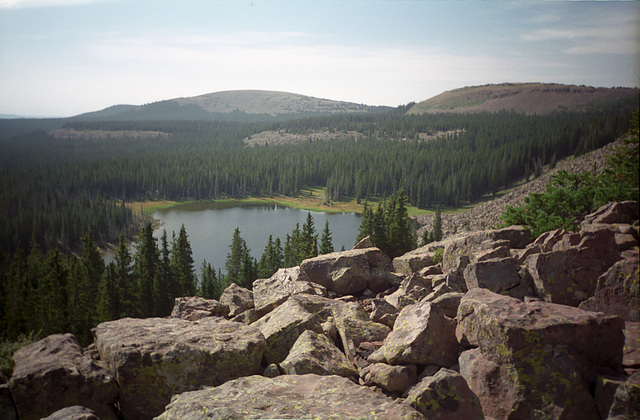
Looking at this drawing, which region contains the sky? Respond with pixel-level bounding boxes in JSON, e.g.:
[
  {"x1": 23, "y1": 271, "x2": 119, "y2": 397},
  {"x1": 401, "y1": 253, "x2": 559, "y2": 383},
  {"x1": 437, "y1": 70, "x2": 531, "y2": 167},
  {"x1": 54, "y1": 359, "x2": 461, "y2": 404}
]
[{"x1": 0, "y1": 0, "x2": 638, "y2": 117}]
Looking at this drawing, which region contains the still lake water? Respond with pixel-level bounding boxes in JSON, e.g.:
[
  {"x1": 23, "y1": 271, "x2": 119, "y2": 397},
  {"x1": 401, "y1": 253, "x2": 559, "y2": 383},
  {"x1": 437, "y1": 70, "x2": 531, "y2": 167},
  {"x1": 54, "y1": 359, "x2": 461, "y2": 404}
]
[{"x1": 151, "y1": 202, "x2": 362, "y2": 276}]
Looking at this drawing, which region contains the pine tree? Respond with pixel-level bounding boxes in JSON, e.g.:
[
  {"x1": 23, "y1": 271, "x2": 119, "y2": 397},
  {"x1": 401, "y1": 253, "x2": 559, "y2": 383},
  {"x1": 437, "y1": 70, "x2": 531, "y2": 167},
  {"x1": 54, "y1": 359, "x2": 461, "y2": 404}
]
[
  {"x1": 299, "y1": 212, "x2": 318, "y2": 261},
  {"x1": 200, "y1": 260, "x2": 218, "y2": 299},
  {"x1": 154, "y1": 230, "x2": 173, "y2": 316},
  {"x1": 171, "y1": 225, "x2": 196, "y2": 297},
  {"x1": 98, "y1": 262, "x2": 118, "y2": 322},
  {"x1": 113, "y1": 233, "x2": 137, "y2": 318},
  {"x1": 226, "y1": 227, "x2": 248, "y2": 286},
  {"x1": 356, "y1": 201, "x2": 374, "y2": 243},
  {"x1": 433, "y1": 207, "x2": 443, "y2": 242},
  {"x1": 80, "y1": 231, "x2": 104, "y2": 325},
  {"x1": 372, "y1": 203, "x2": 388, "y2": 253},
  {"x1": 134, "y1": 222, "x2": 159, "y2": 317},
  {"x1": 319, "y1": 220, "x2": 334, "y2": 254}
]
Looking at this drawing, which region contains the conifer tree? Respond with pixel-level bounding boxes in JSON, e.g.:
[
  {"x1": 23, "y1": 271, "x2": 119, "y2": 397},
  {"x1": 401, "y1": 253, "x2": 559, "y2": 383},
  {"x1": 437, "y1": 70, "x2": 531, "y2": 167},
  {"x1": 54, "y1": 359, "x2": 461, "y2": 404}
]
[
  {"x1": 200, "y1": 260, "x2": 218, "y2": 299},
  {"x1": 319, "y1": 220, "x2": 334, "y2": 254},
  {"x1": 154, "y1": 230, "x2": 173, "y2": 316},
  {"x1": 226, "y1": 227, "x2": 252, "y2": 288},
  {"x1": 98, "y1": 262, "x2": 118, "y2": 322},
  {"x1": 299, "y1": 212, "x2": 318, "y2": 261},
  {"x1": 80, "y1": 231, "x2": 104, "y2": 324},
  {"x1": 134, "y1": 222, "x2": 159, "y2": 317},
  {"x1": 171, "y1": 225, "x2": 196, "y2": 297},
  {"x1": 114, "y1": 233, "x2": 137, "y2": 318},
  {"x1": 356, "y1": 201, "x2": 374, "y2": 243},
  {"x1": 433, "y1": 207, "x2": 443, "y2": 242}
]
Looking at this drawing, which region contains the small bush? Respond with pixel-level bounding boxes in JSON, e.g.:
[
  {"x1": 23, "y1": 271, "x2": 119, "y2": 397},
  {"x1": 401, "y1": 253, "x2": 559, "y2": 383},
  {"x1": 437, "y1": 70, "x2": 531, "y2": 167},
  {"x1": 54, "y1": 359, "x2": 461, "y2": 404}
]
[
  {"x1": 0, "y1": 331, "x2": 40, "y2": 378},
  {"x1": 432, "y1": 247, "x2": 444, "y2": 265}
]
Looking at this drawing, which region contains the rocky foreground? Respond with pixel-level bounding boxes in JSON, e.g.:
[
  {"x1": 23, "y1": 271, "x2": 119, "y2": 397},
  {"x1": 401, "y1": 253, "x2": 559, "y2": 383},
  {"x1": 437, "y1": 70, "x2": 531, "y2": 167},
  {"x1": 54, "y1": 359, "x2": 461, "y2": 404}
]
[{"x1": 1, "y1": 201, "x2": 638, "y2": 420}]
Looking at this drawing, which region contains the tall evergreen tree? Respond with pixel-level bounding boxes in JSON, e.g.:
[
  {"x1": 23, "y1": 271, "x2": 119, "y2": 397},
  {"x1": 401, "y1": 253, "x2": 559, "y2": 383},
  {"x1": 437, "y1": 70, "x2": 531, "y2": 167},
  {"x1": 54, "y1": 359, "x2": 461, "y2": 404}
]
[
  {"x1": 80, "y1": 231, "x2": 104, "y2": 324},
  {"x1": 433, "y1": 207, "x2": 443, "y2": 242},
  {"x1": 199, "y1": 260, "x2": 218, "y2": 299},
  {"x1": 299, "y1": 212, "x2": 318, "y2": 261},
  {"x1": 226, "y1": 227, "x2": 251, "y2": 287},
  {"x1": 154, "y1": 230, "x2": 173, "y2": 316},
  {"x1": 171, "y1": 225, "x2": 196, "y2": 297},
  {"x1": 113, "y1": 233, "x2": 137, "y2": 318},
  {"x1": 319, "y1": 220, "x2": 334, "y2": 254},
  {"x1": 134, "y1": 222, "x2": 159, "y2": 317},
  {"x1": 356, "y1": 201, "x2": 374, "y2": 243}
]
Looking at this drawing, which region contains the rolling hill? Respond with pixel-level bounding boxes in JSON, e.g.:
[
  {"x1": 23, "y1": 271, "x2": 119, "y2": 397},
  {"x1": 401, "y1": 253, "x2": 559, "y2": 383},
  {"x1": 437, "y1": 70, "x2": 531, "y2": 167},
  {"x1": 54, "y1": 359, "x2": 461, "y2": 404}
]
[
  {"x1": 73, "y1": 90, "x2": 390, "y2": 122},
  {"x1": 408, "y1": 83, "x2": 639, "y2": 115}
]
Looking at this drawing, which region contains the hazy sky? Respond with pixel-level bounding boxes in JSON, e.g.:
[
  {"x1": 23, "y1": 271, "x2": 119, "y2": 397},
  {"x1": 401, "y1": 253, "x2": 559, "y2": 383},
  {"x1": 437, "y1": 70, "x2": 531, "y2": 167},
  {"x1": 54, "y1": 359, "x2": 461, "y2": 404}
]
[{"x1": 1, "y1": 0, "x2": 638, "y2": 117}]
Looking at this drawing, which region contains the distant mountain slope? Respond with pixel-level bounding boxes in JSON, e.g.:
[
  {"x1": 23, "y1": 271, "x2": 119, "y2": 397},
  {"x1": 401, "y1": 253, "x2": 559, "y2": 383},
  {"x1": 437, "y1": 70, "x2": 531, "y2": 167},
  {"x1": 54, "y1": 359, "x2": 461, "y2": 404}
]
[
  {"x1": 73, "y1": 90, "x2": 390, "y2": 122},
  {"x1": 408, "y1": 83, "x2": 639, "y2": 115}
]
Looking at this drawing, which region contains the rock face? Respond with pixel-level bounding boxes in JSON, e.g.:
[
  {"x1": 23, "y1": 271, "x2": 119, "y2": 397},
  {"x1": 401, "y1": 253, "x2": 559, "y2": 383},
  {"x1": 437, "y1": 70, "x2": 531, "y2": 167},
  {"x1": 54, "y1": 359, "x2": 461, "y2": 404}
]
[
  {"x1": 169, "y1": 296, "x2": 229, "y2": 320},
  {"x1": 299, "y1": 247, "x2": 392, "y2": 296},
  {"x1": 252, "y1": 266, "x2": 319, "y2": 317},
  {"x1": 8, "y1": 334, "x2": 118, "y2": 420},
  {"x1": 93, "y1": 317, "x2": 264, "y2": 420},
  {"x1": 41, "y1": 406, "x2": 99, "y2": 420},
  {"x1": 457, "y1": 288, "x2": 625, "y2": 418},
  {"x1": 360, "y1": 362, "x2": 417, "y2": 393},
  {"x1": 218, "y1": 282, "x2": 254, "y2": 317},
  {"x1": 369, "y1": 301, "x2": 458, "y2": 367},
  {"x1": 156, "y1": 374, "x2": 424, "y2": 420},
  {"x1": 280, "y1": 330, "x2": 357, "y2": 380},
  {"x1": 405, "y1": 368, "x2": 484, "y2": 420}
]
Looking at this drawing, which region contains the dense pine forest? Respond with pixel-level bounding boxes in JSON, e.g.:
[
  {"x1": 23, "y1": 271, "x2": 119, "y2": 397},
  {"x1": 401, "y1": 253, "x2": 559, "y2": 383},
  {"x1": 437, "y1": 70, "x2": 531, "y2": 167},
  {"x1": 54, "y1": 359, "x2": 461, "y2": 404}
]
[{"x1": 0, "y1": 105, "x2": 636, "y2": 350}]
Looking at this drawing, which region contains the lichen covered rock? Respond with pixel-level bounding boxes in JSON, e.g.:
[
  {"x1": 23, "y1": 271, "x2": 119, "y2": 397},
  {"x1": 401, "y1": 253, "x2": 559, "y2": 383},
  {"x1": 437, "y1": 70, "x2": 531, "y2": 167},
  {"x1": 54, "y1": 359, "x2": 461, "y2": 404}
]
[
  {"x1": 93, "y1": 317, "x2": 264, "y2": 420},
  {"x1": 170, "y1": 296, "x2": 229, "y2": 320}
]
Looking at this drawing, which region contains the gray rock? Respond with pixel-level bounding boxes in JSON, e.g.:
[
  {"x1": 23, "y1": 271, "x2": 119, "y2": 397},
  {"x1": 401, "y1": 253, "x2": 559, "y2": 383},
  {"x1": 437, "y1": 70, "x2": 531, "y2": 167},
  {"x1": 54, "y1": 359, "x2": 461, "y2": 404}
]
[
  {"x1": 280, "y1": 330, "x2": 358, "y2": 380},
  {"x1": 252, "y1": 266, "x2": 318, "y2": 318},
  {"x1": 93, "y1": 317, "x2": 264, "y2": 420},
  {"x1": 170, "y1": 296, "x2": 229, "y2": 320},
  {"x1": 369, "y1": 301, "x2": 458, "y2": 367},
  {"x1": 405, "y1": 367, "x2": 484, "y2": 420},
  {"x1": 393, "y1": 247, "x2": 436, "y2": 276},
  {"x1": 607, "y1": 371, "x2": 640, "y2": 419},
  {"x1": 41, "y1": 406, "x2": 99, "y2": 420},
  {"x1": 463, "y1": 256, "x2": 521, "y2": 295},
  {"x1": 252, "y1": 293, "x2": 334, "y2": 365},
  {"x1": 156, "y1": 374, "x2": 424, "y2": 420},
  {"x1": 8, "y1": 333, "x2": 117, "y2": 420},
  {"x1": 370, "y1": 298, "x2": 400, "y2": 328},
  {"x1": 429, "y1": 292, "x2": 464, "y2": 318},
  {"x1": 219, "y1": 282, "x2": 254, "y2": 317}
]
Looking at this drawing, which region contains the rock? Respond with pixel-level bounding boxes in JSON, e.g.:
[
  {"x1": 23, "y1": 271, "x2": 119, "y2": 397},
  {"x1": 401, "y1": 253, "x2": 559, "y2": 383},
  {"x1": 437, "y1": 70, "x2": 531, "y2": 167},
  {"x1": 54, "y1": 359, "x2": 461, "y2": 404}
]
[
  {"x1": 8, "y1": 333, "x2": 118, "y2": 420},
  {"x1": 252, "y1": 293, "x2": 334, "y2": 365},
  {"x1": 623, "y1": 322, "x2": 639, "y2": 371},
  {"x1": 93, "y1": 317, "x2": 264, "y2": 420},
  {"x1": 443, "y1": 255, "x2": 469, "y2": 292},
  {"x1": 369, "y1": 301, "x2": 458, "y2": 367},
  {"x1": 41, "y1": 406, "x2": 99, "y2": 420},
  {"x1": 463, "y1": 256, "x2": 522, "y2": 295},
  {"x1": 218, "y1": 282, "x2": 254, "y2": 317},
  {"x1": 0, "y1": 383, "x2": 16, "y2": 420},
  {"x1": 419, "y1": 265, "x2": 443, "y2": 276},
  {"x1": 405, "y1": 367, "x2": 483, "y2": 420},
  {"x1": 526, "y1": 238, "x2": 619, "y2": 307},
  {"x1": 263, "y1": 363, "x2": 281, "y2": 378},
  {"x1": 370, "y1": 298, "x2": 400, "y2": 328},
  {"x1": 442, "y1": 226, "x2": 531, "y2": 274},
  {"x1": 384, "y1": 288, "x2": 417, "y2": 311},
  {"x1": 230, "y1": 308, "x2": 257, "y2": 324},
  {"x1": 170, "y1": 296, "x2": 229, "y2": 320},
  {"x1": 476, "y1": 245, "x2": 510, "y2": 261},
  {"x1": 300, "y1": 247, "x2": 392, "y2": 296},
  {"x1": 594, "y1": 375, "x2": 627, "y2": 419},
  {"x1": 430, "y1": 292, "x2": 464, "y2": 318},
  {"x1": 332, "y1": 301, "x2": 391, "y2": 364},
  {"x1": 156, "y1": 374, "x2": 424, "y2": 420},
  {"x1": 608, "y1": 371, "x2": 640, "y2": 419},
  {"x1": 456, "y1": 288, "x2": 625, "y2": 382},
  {"x1": 459, "y1": 347, "x2": 599, "y2": 420},
  {"x1": 280, "y1": 330, "x2": 358, "y2": 380},
  {"x1": 393, "y1": 246, "x2": 436, "y2": 276},
  {"x1": 353, "y1": 235, "x2": 374, "y2": 249},
  {"x1": 252, "y1": 266, "x2": 317, "y2": 318},
  {"x1": 423, "y1": 282, "x2": 453, "y2": 302},
  {"x1": 400, "y1": 273, "x2": 434, "y2": 300},
  {"x1": 369, "y1": 269, "x2": 402, "y2": 294},
  {"x1": 581, "y1": 200, "x2": 639, "y2": 227},
  {"x1": 360, "y1": 362, "x2": 417, "y2": 393},
  {"x1": 579, "y1": 255, "x2": 639, "y2": 321}
]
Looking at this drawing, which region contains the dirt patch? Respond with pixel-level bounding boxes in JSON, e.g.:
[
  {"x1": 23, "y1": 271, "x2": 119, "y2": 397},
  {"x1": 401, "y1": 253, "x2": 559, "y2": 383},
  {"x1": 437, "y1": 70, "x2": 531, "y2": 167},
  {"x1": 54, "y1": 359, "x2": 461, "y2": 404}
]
[{"x1": 50, "y1": 128, "x2": 169, "y2": 140}]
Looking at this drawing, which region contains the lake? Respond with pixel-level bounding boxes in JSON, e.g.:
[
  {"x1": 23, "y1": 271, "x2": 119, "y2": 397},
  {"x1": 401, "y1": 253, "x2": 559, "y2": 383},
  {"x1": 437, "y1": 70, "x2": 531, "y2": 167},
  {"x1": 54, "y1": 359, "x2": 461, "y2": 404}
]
[{"x1": 151, "y1": 202, "x2": 362, "y2": 276}]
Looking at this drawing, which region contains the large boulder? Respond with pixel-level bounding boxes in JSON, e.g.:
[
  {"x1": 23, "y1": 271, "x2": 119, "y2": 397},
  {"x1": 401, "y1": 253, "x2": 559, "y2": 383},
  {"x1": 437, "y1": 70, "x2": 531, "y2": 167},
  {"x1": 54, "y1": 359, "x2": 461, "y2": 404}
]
[
  {"x1": 8, "y1": 334, "x2": 118, "y2": 420},
  {"x1": 369, "y1": 301, "x2": 458, "y2": 367},
  {"x1": 0, "y1": 381, "x2": 16, "y2": 420},
  {"x1": 392, "y1": 246, "x2": 436, "y2": 276},
  {"x1": 459, "y1": 347, "x2": 599, "y2": 420},
  {"x1": 218, "y1": 282, "x2": 254, "y2": 317},
  {"x1": 156, "y1": 374, "x2": 424, "y2": 420},
  {"x1": 456, "y1": 288, "x2": 625, "y2": 381},
  {"x1": 299, "y1": 247, "x2": 392, "y2": 296},
  {"x1": 581, "y1": 200, "x2": 639, "y2": 227},
  {"x1": 579, "y1": 253, "x2": 640, "y2": 322},
  {"x1": 252, "y1": 293, "x2": 334, "y2": 365},
  {"x1": 280, "y1": 330, "x2": 357, "y2": 380},
  {"x1": 463, "y1": 256, "x2": 523, "y2": 296},
  {"x1": 93, "y1": 317, "x2": 264, "y2": 420},
  {"x1": 607, "y1": 371, "x2": 640, "y2": 419},
  {"x1": 170, "y1": 296, "x2": 229, "y2": 320},
  {"x1": 405, "y1": 367, "x2": 484, "y2": 420},
  {"x1": 252, "y1": 266, "x2": 318, "y2": 317}
]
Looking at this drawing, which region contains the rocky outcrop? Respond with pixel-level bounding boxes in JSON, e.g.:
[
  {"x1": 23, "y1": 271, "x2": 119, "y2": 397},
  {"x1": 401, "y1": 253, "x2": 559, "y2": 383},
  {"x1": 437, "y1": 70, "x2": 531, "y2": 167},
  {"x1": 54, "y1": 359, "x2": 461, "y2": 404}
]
[
  {"x1": 8, "y1": 334, "x2": 118, "y2": 420},
  {"x1": 169, "y1": 296, "x2": 229, "y2": 320},
  {"x1": 93, "y1": 317, "x2": 264, "y2": 420},
  {"x1": 156, "y1": 374, "x2": 424, "y2": 420},
  {"x1": 41, "y1": 406, "x2": 99, "y2": 420},
  {"x1": 7, "y1": 200, "x2": 637, "y2": 420}
]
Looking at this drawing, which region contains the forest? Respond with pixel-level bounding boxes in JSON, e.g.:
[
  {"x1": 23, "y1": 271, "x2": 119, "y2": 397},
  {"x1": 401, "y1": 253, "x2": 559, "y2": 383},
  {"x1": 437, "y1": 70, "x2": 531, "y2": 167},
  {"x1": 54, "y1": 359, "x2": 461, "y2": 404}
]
[{"x1": 0, "y1": 105, "x2": 636, "y2": 352}]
